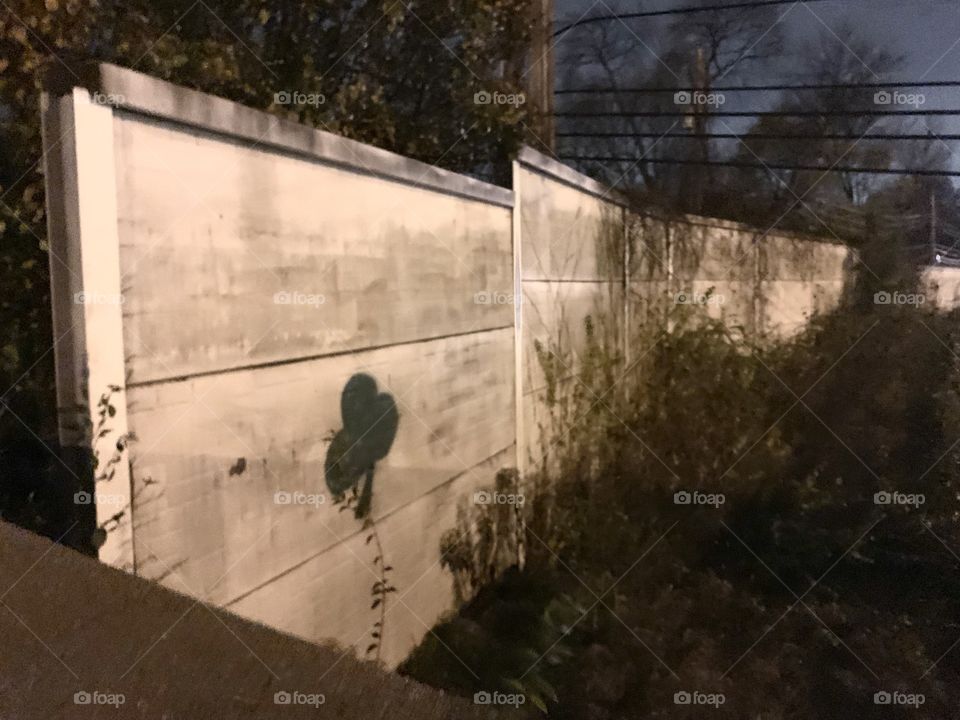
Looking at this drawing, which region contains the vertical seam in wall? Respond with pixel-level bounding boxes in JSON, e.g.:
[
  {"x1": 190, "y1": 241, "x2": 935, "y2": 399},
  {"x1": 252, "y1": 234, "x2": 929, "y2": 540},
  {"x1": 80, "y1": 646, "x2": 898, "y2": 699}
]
[
  {"x1": 512, "y1": 160, "x2": 525, "y2": 478},
  {"x1": 622, "y1": 205, "x2": 630, "y2": 377}
]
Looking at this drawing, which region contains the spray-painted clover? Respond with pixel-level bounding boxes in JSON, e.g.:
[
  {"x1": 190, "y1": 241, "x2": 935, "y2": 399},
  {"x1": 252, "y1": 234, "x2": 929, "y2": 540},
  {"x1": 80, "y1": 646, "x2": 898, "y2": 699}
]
[{"x1": 324, "y1": 373, "x2": 399, "y2": 519}]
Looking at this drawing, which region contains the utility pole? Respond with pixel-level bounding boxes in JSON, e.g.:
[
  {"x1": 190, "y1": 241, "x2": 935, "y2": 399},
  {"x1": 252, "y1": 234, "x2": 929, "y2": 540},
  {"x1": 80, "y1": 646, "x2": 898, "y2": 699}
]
[
  {"x1": 682, "y1": 47, "x2": 709, "y2": 214},
  {"x1": 528, "y1": 0, "x2": 555, "y2": 152}
]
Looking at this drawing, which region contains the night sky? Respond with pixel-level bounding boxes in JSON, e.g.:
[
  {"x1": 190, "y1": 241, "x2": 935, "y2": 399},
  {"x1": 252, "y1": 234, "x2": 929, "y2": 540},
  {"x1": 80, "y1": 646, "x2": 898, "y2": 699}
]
[{"x1": 553, "y1": 0, "x2": 960, "y2": 171}]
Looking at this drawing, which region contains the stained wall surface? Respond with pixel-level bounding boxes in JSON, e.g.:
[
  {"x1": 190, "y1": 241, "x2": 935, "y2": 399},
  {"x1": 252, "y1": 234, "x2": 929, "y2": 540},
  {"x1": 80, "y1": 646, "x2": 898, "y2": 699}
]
[
  {"x1": 514, "y1": 149, "x2": 853, "y2": 471},
  {"x1": 42, "y1": 65, "x2": 856, "y2": 671},
  {"x1": 43, "y1": 64, "x2": 515, "y2": 668}
]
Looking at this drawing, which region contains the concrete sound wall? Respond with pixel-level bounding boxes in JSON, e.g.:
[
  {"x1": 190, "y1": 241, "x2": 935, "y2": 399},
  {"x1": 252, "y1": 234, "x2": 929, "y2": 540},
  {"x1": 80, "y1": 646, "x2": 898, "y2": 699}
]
[
  {"x1": 42, "y1": 64, "x2": 515, "y2": 668},
  {"x1": 512, "y1": 149, "x2": 628, "y2": 473},
  {"x1": 42, "y1": 64, "x2": 854, "y2": 671},
  {"x1": 513, "y1": 148, "x2": 853, "y2": 471}
]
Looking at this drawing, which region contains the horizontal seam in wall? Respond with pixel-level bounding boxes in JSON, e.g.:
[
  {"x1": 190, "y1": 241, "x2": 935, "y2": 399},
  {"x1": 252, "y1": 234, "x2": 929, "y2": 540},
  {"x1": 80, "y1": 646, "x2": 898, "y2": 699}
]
[
  {"x1": 221, "y1": 442, "x2": 516, "y2": 609},
  {"x1": 521, "y1": 278, "x2": 622, "y2": 284},
  {"x1": 127, "y1": 324, "x2": 514, "y2": 388}
]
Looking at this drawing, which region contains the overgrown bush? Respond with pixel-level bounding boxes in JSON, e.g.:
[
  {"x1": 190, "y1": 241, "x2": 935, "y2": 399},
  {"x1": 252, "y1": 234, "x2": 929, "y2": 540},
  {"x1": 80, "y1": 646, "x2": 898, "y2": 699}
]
[{"x1": 402, "y1": 242, "x2": 960, "y2": 718}]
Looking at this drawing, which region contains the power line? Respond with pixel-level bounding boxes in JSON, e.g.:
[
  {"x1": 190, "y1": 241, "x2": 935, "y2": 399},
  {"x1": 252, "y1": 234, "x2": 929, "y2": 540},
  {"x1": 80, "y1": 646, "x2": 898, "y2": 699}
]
[
  {"x1": 556, "y1": 109, "x2": 960, "y2": 118},
  {"x1": 554, "y1": 0, "x2": 846, "y2": 36},
  {"x1": 558, "y1": 131, "x2": 960, "y2": 141},
  {"x1": 556, "y1": 81, "x2": 960, "y2": 94},
  {"x1": 559, "y1": 156, "x2": 960, "y2": 177}
]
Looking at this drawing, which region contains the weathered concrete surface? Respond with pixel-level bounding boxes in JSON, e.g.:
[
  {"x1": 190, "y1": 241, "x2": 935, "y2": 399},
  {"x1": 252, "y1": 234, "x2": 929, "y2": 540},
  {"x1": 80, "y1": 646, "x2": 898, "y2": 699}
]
[
  {"x1": 924, "y1": 266, "x2": 960, "y2": 310},
  {"x1": 112, "y1": 114, "x2": 513, "y2": 385},
  {"x1": 41, "y1": 63, "x2": 858, "y2": 680},
  {"x1": 227, "y1": 445, "x2": 515, "y2": 668},
  {"x1": 128, "y1": 328, "x2": 515, "y2": 607},
  {"x1": 0, "y1": 521, "x2": 504, "y2": 720},
  {"x1": 42, "y1": 65, "x2": 517, "y2": 671},
  {"x1": 514, "y1": 149, "x2": 854, "y2": 473}
]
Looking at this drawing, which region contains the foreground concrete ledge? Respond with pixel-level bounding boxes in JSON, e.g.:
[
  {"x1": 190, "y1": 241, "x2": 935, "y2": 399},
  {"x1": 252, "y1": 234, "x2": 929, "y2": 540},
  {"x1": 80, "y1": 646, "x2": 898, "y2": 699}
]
[
  {"x1": 0, "y1": 522, "x2": 504, "y2": 719},
  {"x1": 44, "y1": 61, "x2": 514, "y2": 209}
]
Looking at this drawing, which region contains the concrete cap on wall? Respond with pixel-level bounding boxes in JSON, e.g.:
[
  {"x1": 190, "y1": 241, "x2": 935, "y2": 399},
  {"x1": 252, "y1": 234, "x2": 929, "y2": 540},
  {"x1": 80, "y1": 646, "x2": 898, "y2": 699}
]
[
  {"x1": 517, "y1": 145, "x2": 630, "y2": 207},
  {"x1": 43, "y1": 61, "x2": 514, "y2": 210}
]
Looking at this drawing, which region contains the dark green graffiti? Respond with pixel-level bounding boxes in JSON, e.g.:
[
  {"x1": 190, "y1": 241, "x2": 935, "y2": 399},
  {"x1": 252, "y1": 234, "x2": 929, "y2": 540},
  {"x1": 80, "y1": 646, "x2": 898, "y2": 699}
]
[{"x1": 324, "y1": 373, "x2": 399, "y2": 518}]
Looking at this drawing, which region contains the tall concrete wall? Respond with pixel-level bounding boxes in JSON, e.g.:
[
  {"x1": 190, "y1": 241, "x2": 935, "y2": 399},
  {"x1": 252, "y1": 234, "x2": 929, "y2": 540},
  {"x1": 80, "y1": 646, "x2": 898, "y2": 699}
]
[
  {"x1": 513, "y1": 148, "x2": 853, "y2": 471},
  {"x1": 43, "y1": 65, "x2": 515, "y2": 668},
  {"x1": 42, "y1": 65, "x2": 855, "y2": 671}
]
